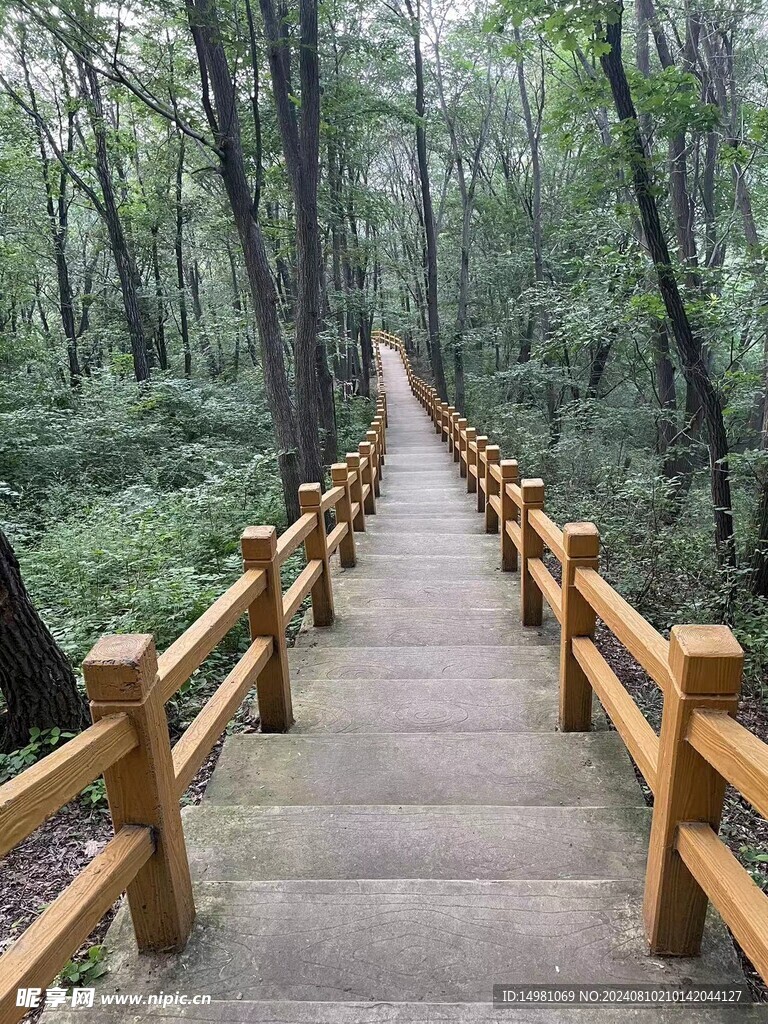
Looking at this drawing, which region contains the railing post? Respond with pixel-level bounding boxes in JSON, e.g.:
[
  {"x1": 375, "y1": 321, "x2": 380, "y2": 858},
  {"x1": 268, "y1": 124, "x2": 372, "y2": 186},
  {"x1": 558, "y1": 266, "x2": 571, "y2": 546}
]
[
  {"x1": 445, "y1": 407, "x2": 456, "y2": 449},
  {"x1": 455, "y1": 418, "x2": 467, "y2": 466},
  {"x1": 439, "y1": 402, "x2": 449, "y2": 438},
  {"x1": 484, "y1": 445, "x2": 500, "y2": 533},
  {"x1": 499, "y1": 460, "x2": 519, "y2": 571},
  {"x1": 83, "y1": 635, "x2": 195, "y2": 952},
  {"x1": 359, "y1": 441, "x2": 377, "y2": 514},
  {"x1": 644, "y1": 625, "x2": 742, "y2": 955},
  {"x1": 366, "y1": 429, "x2": 382, "y2": 497},
  {"x1": 240, "y1": 526, "x2": 294, "y2": 731},
  {"x1": 475, "y1": 436, "x2": 488, "y2": 513},
  {"x1": 559, "y1": 524, "x2": 600, "y2": 732},
  {"x1": 331, "y1": 463, "x2": 357, "y2": 567},
  {"x1": 299, "y1": 483, "x2": 335, "y2": 627},
  {"x1": 374, "y1": 412, "x2": 386, "y2": 464},
  {"x1": 432, "y1": 391, "x2": 440, "y2": 429},
  {"x1": 347, "y1": 452, "x2": 366, "y2": 531},
  {"x1": 520, "y1": 478, "x2": 544, "y2": 627},
  {"x1": 466, "y1": 428, "x2": 478, "y2": 493}
]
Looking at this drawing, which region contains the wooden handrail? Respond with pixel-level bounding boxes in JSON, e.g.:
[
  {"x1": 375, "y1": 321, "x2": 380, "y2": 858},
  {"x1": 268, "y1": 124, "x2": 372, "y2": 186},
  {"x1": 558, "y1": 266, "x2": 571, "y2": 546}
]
[
  {"x1": 0, "y1": 715, "x2": 138, "y2": 859},
  {"x1": 574, "y1": 567, "x2": 673, "y2": 691},
  {"x1": 527, "y1": 558, "x2": 562, "y2": 623},
  {"x1": 158, "y1": 567, "x2": 266, "y2": 703},
  {"x1": 282, "y1": 559, "x2": 324, "y2": 625},
  {"x1": 320, "y1": 485, "x2": 345, "y2": 513},
  {"x1": 173, "y1": 636, "x2": 273, "y2": 794},
  {"x1": 687, "y1": 709, "x2": 768, "y2": 820},
  {"x1": 572, "y1": 637, "x2": 659, "y2": 790},
  {"x1": 0, "y1": 826, "x2": 154, "y2": 1022},
  {"x1": 528, "y1": 509, "x2": 564, "y2": 563},
  {"x1": 676, "y1": 823, "x2": 768, "y2": 982},
  {"x1": 275, "y1": 512, "x2": 316, "y2": 565},
  {"x1": 326, "y1": 520, "x2": 348, "y2": 557}
]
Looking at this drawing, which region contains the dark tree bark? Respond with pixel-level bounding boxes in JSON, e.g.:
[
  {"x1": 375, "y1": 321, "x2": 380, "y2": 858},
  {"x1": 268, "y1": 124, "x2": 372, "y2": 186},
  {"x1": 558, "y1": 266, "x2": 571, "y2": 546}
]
[
  {"x1": 599, "y1": 3, "x2": 735, "y2": 561},
  {"x1": 0, "y1": 529, "x2": 87, "y2": 752},
  {"x1": 259, "y1": 0, "x2": 324, "y2": 484},
  {"x1": 174, "y1": 136, "x2": 192, "y2": 378},
  {"x1": 78, "y1": 61, "x2": 150, "y2": 383},
  {"x1": 403, "y1": 0, "x2": 447, "y2": 400},
  {"x1": 187, "y1": 0, "x2": 303, "y2": 520},
  {"x1": 151, "y1": 227, "x2": 169, "y2": 370}
]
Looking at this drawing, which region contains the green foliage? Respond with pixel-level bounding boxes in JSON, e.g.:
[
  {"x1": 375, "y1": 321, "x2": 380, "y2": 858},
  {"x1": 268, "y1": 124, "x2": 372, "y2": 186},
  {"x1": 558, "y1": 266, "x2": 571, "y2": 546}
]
[
  {"x1": 0, "y1": 727, "x2": 74, "y2": 784},
  {"x1": 59, "y1": 946, "x2": 109, "y2": 988}
]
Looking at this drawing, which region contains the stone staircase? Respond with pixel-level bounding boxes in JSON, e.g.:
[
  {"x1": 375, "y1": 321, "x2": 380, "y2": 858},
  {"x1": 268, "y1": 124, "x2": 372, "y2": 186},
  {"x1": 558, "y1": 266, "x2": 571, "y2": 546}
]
[{"x1": 53, "y1": 346, "x2": 761, "y2": 1022}]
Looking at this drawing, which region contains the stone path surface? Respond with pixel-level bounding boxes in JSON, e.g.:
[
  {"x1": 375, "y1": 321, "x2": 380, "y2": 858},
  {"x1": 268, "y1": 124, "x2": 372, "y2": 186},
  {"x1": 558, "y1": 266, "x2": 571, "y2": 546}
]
[{"x1": 54, "y1": 346, "x2": 763, "y2": 1022}]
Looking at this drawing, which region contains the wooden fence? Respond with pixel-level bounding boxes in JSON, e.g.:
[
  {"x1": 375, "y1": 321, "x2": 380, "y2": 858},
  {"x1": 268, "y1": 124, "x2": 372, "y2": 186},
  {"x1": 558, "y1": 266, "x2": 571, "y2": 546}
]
[
  {"x1": 0, "y1": 348, "x2": 388, "y2": 1023},
  {"x1": 377, "y1": 329, "x2": 768, "y2": 983}
]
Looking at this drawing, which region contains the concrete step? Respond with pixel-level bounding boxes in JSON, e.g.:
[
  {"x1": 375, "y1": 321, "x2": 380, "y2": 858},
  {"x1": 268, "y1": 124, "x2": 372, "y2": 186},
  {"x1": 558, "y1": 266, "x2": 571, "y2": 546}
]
[
  {"x1": 42, "y1": 1004, "x2": 768, "y2": 1023},
  {"x1": 327, "y1": 555, "x2": 523, "y2": 580},
  {"x1": 203, "y1": 732, "x2": 644, "y2": 807},
  {"x1": 331, "y1": 579, "x2": 518, "y2": 610},
  {"x1": 289, "y1": 644, "x2": 559, "y2": 679},
  {"x1": 297, "y1": 610, "x2": 556, "y2": 648},
  {"x1": 92, "y1": 878, "x2": 744, "y2": 1004},
  {"x1": 288, "y1": 677, "x2": 557, "y2": 732},
  {"x1": 353, "y1": 532, "x2": 498, "y2": 557},
  {"x1": 182, "y1": 804, "x2": 650, "y2": 880},
  {"x1": 360, "y1": 516, "x2": 488, "y2": 534}
]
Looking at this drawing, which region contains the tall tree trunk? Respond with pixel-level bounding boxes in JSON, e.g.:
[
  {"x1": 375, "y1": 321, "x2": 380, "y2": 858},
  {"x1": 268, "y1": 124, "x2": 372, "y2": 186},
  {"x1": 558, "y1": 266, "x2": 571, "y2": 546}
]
[
  {"x1": 78, "y1": 61, "x2": 150, "y2": 383},
  {"x1": 600, "y1": 4, "x2": 735, "y2": 562},
  {"x1": 404, "y1": 0, "x2": 447, "y2": 399},
  {"x1": 0, "y1": 529, "x2": 87, "y2": 752},
  {"x1": 151, "y1": 228, "x2": 168, "y2": 370},
  {"x1": 188, "y1": 0, "x2": 303, "y2": 520},
  {"x1": 174, "y1": 136, "x2": 192, "y2": 377}
]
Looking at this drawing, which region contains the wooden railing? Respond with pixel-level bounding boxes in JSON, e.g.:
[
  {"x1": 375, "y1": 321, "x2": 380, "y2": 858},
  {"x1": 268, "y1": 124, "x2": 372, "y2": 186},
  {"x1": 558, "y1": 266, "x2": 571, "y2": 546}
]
[
  {"x1": 0, "y1": 346, "x2": 388, "y2": 1023},
  {"x1": 377, "y1": 329, "x2": 768, "y2": 983}
]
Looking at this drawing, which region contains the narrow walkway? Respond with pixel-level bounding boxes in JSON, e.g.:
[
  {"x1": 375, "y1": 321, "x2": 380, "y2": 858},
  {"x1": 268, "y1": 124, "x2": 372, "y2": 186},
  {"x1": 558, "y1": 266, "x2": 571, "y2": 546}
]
[{"x1": 68, "y1": 346, "x2": 753, "y2": 1022}]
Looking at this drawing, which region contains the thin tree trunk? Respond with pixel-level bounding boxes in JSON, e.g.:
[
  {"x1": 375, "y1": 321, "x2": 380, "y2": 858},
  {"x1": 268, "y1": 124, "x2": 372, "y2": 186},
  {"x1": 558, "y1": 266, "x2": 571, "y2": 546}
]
[{"x1": 174, "y1": 136, "x2": 192, "y2": 377}]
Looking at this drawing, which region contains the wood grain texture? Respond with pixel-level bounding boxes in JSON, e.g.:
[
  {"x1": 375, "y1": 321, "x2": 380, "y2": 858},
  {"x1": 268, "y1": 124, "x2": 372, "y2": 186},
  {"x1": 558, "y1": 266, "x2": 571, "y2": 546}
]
[
  {"x1": 676, "y1": 822, "x2": 768, "y2": 983},
  {"x1": 574, "y1": 567, "x2": 672, "y2": 691},
  {"x1": 527, "y1": 558, "x2": 562, "y2": 623},
  {"x1": 686, "y1": 708, "x2": 768, "y2": 819},
  {"x1": 282, "y1": 560, "x2": 323, "y2": 625},
  {"x1": 173, "y1": 637, "x2": 272, "y2": 795},
  {"x1": 157, "y1": 568, "x2": 266, "y2": 704},
  {"x1": 0, "y1": 826, "x2": 153, "y2": 1024},
  {"x1": 0, "y1": 714, "x2": 138, "y2": 859},
  {"x1": 572, "y1": 637, "x2": 658, "y2": 790},
  {"x1": 528, "y1": 509, "x2": 564, "y2": 562},
  {"x1": 275, "y1": 513, "x2": 316, "y2": 565}
]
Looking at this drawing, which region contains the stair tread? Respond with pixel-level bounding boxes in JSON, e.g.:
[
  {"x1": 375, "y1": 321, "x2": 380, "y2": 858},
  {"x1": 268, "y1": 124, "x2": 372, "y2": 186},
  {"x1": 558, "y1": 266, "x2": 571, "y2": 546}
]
[
  {"x1": 203, "y1": 732, "x2": 645, "y2": 807},
  {"x1": 182, "y1": 804, "x2": 649, "y2": 880}
]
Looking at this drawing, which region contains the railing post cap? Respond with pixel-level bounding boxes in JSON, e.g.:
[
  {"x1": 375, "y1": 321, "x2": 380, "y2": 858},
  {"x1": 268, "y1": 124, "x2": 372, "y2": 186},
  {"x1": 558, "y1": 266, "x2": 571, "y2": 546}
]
[
  {"x1": 346, "y1": 451, "x2": 361, "y2": 466},
  {"x1": 563, "y1": 522, "x2": 600, "y2": 558},
  {"x1": 669, "y1": 625, "x2": 744, "y2": 695},
  {"x1": 83, "y1": 634, "x2": 157, "y2": 702},
  {"x1": 331, "y1": 463, "x2": 349, "y2": 482},
  {"x1": 457, "y1": 417, "x2": 468, "y2": 427},
  {"x1": 366, "y1": 430, "x2": 377, "y2": 441},
  {"x1": 500, "y1": 459, "x2": 518, "y2": 479},
  {"x1": 241, "y1": 525, "x2": 277, "y2": 561},
  {"x1": 520, "y1": 478, "x2": 545, "y2": 502},
  {"x1": 299, "y1": 482, "x2": 322, "y2": 507},
  {"x1": 465, "y1": 426, "x2": 477, "y2": 439},
  {"x1": 486, "y1": 444, "x2": 500, "y2": 460},
  {"x1": 359, "y1": 441, "x2": 372, "y2": 454},
  {"x1": 476, "y1": 435, "x2": 488, "y2": 447}
]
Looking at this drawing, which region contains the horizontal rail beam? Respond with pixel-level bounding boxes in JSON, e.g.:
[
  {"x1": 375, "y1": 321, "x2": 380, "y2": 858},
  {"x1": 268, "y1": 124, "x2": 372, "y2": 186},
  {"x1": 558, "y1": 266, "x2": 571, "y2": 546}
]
[
  {"x1": 157, "y1": 568, "x2": 266, "y2": 703},
  {"x1": 282, "y1": 559, "x2": 324, "y2": 625},
  {"x1": 173, "y1": 637, "x2": 273, "y2": 795},
  {"x1": 0, "y1": 825, "x2": 154, "y2": 1024},
  {"x1": 488, "y1": 493, "x2": 501, "y2": 517},
  {"x1": 0, "y1": 715, "x2": 138, "y2": 859},
  {"x1": 506, "y1": 519, "x2": 522, "y2": 552},
  {"x1": 506, "y1": 481, "x2": 522, "y2": 509},
  {"x1": 574, "y1": 567, "x2": 672, "y2": 691},
  {"x1": 276, "y1": 513, "x2": 316, "y2": 565},
  {"x1": 528, "y1": 558, "x2": 562, "y2": 623},
  {"x1": 327, "y1": 521, "x2": 348, "y2": 557},
  {"x1": 676, "y1": 822, "x2": 768, "y2": 982},
  {"x1": 687, "y1": 709, "x2": 768, "y2": 820},
  {"x1": 528, "y1": 509, "x2": 564, "y2": 562},
  {"x1": 320, "y1": 485, "x2": 345, "y2": 514},
  {"x1": 572, "y1": 637, "x2": 659, "y2": 790}
]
